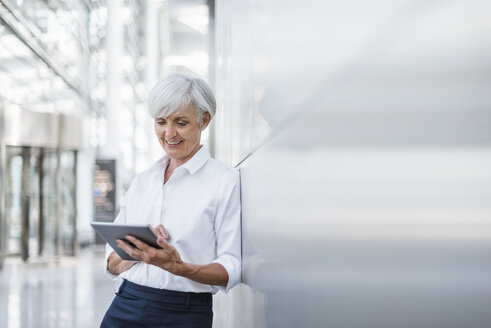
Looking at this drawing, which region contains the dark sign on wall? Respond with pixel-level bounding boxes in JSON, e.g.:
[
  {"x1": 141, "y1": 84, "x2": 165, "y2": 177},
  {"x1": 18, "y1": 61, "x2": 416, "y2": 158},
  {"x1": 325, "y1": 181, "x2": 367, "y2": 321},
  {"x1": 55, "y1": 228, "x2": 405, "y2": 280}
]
[{"x1": 93, "y1": 159, "x2": 116, "y2": 222}]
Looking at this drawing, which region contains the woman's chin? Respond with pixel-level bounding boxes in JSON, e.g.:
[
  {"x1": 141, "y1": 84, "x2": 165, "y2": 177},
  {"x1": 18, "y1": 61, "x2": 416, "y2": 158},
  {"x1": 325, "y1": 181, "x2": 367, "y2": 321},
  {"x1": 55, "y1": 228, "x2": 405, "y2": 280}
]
[{"x1": 165, "y1": 148, "x2": 187, "y2": 160}]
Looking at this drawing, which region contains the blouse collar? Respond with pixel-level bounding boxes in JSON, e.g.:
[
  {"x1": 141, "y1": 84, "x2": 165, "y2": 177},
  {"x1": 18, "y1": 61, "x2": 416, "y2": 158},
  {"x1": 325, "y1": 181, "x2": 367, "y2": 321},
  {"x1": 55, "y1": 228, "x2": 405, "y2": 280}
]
[{"x1": 151, "y1": 145, "x2": 211, "y2": 175}]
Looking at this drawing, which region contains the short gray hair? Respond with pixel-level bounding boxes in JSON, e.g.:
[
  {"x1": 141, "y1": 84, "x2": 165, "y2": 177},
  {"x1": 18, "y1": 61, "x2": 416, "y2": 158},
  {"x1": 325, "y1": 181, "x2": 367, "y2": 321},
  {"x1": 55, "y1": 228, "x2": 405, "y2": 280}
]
[{"x1": 147, "y1": 73, "x2": 216, "y2": 122}]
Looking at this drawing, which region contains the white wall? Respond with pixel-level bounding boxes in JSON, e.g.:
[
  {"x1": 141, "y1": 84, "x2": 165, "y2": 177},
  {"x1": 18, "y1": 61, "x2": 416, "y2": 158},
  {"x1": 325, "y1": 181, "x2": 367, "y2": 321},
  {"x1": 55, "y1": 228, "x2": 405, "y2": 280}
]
[{"x1": 212, "y1": 0, "x2": 491, "y2": 327}]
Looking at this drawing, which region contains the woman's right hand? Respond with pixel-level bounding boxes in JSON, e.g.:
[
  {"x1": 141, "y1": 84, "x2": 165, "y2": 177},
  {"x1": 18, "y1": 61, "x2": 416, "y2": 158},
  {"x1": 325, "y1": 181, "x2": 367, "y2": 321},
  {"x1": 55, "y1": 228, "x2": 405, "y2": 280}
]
[{"x1": 107, "y1": 251, "x2": 138, "y2": 275}]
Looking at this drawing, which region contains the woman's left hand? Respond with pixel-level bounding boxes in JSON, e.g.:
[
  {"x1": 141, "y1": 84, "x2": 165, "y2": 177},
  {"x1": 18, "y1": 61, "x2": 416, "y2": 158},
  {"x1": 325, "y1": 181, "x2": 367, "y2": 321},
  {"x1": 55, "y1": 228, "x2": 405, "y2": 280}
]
[
  {"x1": 117, "y1": 235, "x2": 229, "y2": 286},
  {"x1": 116, "y1": 235, "x2": 184, "y2": 275}
]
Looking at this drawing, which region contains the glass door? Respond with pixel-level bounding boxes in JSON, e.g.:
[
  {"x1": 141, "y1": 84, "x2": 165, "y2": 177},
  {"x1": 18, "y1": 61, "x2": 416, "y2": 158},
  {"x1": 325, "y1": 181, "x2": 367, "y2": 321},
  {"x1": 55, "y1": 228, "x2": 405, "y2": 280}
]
[
  {"x1": 5, "y1": 146, "x2": 23, "y2": 257},
  {"x1": 3, "y1": 146, "x2": 71, "y2": 260},
  {"x1": 28, "y1": 148, "x2": 41, "y2": 258},
  {"x1": 41, "y1": 149, "x2": 58, "y2": 257},
  {"x1": 61, "y1": 150, "x2": 77, "y2": 256}
]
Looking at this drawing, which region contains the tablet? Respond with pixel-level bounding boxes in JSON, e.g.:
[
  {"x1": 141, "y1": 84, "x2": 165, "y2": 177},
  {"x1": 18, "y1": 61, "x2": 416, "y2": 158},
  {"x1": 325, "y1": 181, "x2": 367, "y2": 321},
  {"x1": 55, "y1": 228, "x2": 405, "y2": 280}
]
[{"x1": 91, "y1": 222, "x2": 162, "y2": 261}]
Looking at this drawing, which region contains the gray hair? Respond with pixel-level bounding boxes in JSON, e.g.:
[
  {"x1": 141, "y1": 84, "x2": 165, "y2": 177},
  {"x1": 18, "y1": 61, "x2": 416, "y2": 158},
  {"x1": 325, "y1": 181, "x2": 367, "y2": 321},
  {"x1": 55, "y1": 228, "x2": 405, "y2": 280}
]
[{"x1": 147, "y1": 73, "x2": 216, "y2": 122}]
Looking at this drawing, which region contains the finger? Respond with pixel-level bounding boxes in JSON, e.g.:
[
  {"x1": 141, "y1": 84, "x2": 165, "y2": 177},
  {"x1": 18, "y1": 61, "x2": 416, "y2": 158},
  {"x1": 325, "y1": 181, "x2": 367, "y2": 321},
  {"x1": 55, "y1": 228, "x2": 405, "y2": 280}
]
[
  {"x1": 148, "y1": 224, "x2": 165, "y2": 238},
  {"x1": 156, "y1": 236, "x2": 171, "y2": 249},
  {"x1": 117, "y1": 239, "x2": 143, "y2": 259},
  {"x1": 156, "y1": 225, "x2": 169, "y2": 240},
  {"x1": 151, "y1": 225, "x2": 164, "y2": 239},
  {"x1": 125, "y1": 235, "x2": 152, "y2": 251},
  {"x1": 155, "y1": 238, "x2": 181, "y2": 261},
  {"x1": 117, "y1": 238, "x2": 136, "y2": 252}
]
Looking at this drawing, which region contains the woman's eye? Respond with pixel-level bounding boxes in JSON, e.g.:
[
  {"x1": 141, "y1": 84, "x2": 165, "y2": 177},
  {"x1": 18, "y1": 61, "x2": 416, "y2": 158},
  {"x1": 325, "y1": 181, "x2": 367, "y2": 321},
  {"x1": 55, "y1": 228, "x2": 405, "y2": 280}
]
[
  {"x1": 156, "y1": 121, "x2": 165, "y2": 125},
  {"x1": 177, "y1": 122, "x2": 187, "y2": 127}
]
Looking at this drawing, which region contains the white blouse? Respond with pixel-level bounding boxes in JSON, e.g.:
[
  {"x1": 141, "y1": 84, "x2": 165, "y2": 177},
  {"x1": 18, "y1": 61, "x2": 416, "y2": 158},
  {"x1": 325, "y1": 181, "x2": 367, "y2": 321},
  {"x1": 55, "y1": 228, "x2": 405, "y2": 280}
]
[{"x1": 104, "y1": 146, "x2": 241, "y2": 293}]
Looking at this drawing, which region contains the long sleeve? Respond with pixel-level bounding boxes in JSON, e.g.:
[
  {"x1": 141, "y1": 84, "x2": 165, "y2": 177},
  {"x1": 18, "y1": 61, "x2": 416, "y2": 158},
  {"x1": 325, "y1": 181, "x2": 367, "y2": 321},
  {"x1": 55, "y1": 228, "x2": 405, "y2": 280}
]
[{"x1": 212, "y1": 169, "x2": 242, "y2": 292}]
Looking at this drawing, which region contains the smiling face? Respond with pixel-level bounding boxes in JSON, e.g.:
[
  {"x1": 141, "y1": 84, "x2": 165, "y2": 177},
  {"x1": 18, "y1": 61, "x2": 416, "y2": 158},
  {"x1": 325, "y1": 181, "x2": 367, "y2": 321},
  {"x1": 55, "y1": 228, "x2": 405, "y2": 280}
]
[{"x1": 154, "y1": 105, "x2": 210, "y2": 167}]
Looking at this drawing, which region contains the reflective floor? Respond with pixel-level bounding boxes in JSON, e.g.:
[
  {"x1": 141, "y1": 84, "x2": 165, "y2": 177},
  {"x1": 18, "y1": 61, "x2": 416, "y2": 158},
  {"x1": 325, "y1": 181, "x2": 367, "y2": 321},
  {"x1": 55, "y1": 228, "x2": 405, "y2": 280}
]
[{"x1": 0, "y1": 247, "x2": 116, "y2": 328}]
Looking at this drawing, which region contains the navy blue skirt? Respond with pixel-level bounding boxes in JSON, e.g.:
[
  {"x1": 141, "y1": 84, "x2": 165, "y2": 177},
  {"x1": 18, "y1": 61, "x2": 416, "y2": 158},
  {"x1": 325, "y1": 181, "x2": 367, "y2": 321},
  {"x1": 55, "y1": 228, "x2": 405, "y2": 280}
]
[{"x1": 101, "y1": 279, "x2": 213, "y2": 328}]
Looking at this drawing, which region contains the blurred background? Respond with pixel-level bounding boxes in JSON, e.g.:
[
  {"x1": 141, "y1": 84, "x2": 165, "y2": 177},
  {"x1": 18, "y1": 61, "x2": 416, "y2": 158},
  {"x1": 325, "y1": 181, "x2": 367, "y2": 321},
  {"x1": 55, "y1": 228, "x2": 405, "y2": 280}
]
[{"x1": 0, "y1": 0, "x2": 490, "y2": 327}]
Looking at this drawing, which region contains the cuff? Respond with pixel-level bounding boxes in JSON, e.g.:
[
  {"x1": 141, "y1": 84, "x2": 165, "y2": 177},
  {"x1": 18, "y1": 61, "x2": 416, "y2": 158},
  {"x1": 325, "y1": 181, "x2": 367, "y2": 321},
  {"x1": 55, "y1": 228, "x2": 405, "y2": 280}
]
[{"x1": 213, "y1": 254, "x2": 241, "y2": 293}]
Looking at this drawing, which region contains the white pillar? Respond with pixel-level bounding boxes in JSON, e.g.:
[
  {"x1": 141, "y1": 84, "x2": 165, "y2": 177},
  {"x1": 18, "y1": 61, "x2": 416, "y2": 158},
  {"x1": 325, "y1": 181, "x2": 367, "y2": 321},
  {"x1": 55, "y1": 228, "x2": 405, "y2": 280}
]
[
  {"x1": 146, "y1": 0, "x2": 159, "y2": 90},
  {"x1": 104, "y1": 0, "x2": 123, "y2": 209},
  {"x1": 145, "y1": 0, "x2": 171, "y2": 163},
  {"x1": 104, "y1": 0, "x2": 123, "y2": 159}
]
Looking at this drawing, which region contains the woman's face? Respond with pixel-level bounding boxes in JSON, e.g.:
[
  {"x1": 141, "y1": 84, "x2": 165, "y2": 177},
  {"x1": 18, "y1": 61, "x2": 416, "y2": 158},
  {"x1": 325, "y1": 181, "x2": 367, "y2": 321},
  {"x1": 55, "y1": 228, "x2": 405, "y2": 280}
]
[{"x1": 154, "y1": 106, "x2": 210, "y2": 166}]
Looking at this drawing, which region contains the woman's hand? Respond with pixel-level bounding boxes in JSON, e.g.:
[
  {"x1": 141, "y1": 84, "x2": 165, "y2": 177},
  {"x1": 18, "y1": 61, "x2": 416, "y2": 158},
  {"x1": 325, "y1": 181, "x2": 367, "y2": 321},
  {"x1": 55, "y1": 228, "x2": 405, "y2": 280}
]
[
  {"x1": 107, "y1": 251, "x2": 138, "y2": 275},
  {"x1": 116, "y1": 234, "x2": 183, "y2": 274},
  {"x1": 108, "y1": 224, "x2": 169, "y2": 275},
  {"x1": 116, "y1": 235, "x2": 229, "y2": 286},
  {"x1": 148, "y1": 224, "x2": 169, "y2": 241}
]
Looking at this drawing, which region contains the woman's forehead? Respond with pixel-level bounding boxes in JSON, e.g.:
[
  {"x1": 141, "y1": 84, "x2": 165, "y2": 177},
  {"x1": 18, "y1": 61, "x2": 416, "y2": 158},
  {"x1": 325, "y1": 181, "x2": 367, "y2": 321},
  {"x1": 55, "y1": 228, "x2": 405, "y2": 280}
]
[{"x1": 156, "y1": 106, "x2": 196, "y2": 120}]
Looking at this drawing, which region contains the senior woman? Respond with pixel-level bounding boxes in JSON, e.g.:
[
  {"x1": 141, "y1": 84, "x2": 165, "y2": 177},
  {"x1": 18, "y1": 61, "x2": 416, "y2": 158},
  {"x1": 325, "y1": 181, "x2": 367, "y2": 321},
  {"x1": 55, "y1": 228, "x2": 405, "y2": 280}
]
[{"x1": 100, "y1": 74, "x2": 241, "y2": 328}]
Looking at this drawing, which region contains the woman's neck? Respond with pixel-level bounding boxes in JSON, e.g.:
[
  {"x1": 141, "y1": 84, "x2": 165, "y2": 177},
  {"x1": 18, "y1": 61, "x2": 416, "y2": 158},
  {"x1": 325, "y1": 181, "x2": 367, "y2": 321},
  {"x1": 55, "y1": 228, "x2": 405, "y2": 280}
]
[
  {"x1": 167, "y1": 144, "x2": 202, "y2": 170},
  {"x1": 165, "y1": 144, "x2": 202, "y2": 183}
]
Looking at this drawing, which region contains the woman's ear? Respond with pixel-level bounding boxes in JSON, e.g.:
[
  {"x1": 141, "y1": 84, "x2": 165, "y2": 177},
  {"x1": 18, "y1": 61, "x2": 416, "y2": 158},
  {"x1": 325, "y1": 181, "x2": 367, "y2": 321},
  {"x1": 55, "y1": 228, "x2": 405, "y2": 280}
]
[{"x1": 201, "y1": 112, "x2": 211, "y2": 130}]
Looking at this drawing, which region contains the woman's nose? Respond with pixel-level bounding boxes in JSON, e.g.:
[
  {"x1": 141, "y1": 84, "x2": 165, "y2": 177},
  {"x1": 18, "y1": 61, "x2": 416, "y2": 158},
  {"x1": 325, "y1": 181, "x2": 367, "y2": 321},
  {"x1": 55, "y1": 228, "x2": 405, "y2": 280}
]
[{"x1": 164, "y1": 124, "x2": 177, "y2": 138}]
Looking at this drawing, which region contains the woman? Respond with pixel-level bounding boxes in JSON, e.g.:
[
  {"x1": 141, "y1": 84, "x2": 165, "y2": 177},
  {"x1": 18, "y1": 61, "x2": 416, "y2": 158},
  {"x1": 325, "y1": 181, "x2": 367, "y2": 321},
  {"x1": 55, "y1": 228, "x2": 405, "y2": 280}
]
[{"x1": 100, "y1": 74, "x2": 241, "y2": 327}]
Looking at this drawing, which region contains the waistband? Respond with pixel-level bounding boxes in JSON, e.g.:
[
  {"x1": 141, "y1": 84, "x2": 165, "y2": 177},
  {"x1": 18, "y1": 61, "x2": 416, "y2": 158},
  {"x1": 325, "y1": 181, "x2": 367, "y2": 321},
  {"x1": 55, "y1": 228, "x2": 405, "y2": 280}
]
[{"x1": 119, "y1": 279, "x2": 212, "y2": 306}]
